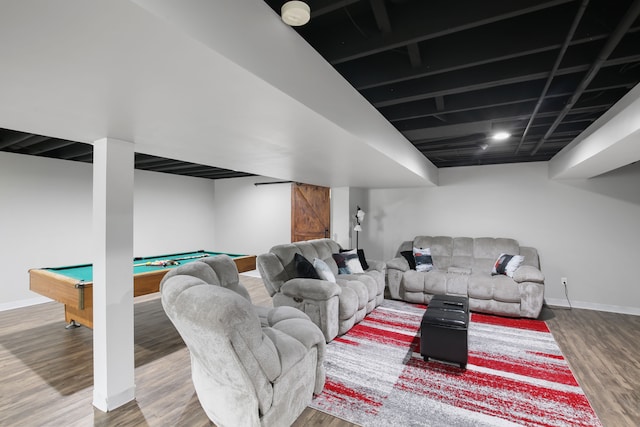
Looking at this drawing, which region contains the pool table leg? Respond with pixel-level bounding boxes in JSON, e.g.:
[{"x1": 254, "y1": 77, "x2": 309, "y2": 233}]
[
  {"x1": 65, "y1": 320, "x2": 81, "y2": 329},
  {"x1": 64, "y1": 303, "x2": 93, "y2": 329}
]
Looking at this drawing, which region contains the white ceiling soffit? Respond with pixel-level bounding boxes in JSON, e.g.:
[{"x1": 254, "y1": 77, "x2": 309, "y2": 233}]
[
  {"x1": 0, "y1": 0, "x2": 437, "y2": 188},
  {"x1": 549, "y1": 83, "x2": 640, "y2": 179}
]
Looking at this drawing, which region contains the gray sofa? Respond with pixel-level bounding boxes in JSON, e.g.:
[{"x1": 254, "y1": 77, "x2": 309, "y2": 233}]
[
  {"x1": 257, "y1": 238, "x2": 386, "y2": 342},
  {"x1": 386, "y1": 236, "x2": 545, "y2": 318},
  {"x1": 160, "y1": 255, "x2": 326, "y2": 427}
]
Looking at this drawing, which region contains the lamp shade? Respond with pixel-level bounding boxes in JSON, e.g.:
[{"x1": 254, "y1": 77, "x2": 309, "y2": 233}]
[
  {"x1": 354, "y1": 224, "x2": 362, "y2": 232},
  {"x1": 281, "y1": 1, "x2": 310, "y2": 26},
  {"x1": 356, "y1": 209, "x2": 365, "y2": 221}
]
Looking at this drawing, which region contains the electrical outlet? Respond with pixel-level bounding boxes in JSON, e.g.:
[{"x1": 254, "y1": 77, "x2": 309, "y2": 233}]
[{"x1": 561, "y1": 277, "x2": 568, "y2": 286}]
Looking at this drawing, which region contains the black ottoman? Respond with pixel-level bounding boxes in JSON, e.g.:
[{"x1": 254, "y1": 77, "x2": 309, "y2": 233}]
[{"x1": 420, "y1": 295, "x2": 469, "y2": 368}]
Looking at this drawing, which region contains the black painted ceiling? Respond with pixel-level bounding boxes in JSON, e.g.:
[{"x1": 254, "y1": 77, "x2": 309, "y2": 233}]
[
  {"x1": 0, "y1": 129, "x2": 254, "y2": 180},
  {"x1": 1, "y1": 0, "x2": 639, "y2": 178},
  {"x1": 267, "y1": 0, "x2": 640, "y2": 167}
]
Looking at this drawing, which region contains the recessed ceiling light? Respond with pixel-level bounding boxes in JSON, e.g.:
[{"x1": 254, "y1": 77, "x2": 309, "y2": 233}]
[
  {"x1": 281, "y1": 1, "x2": 311, "y2": 26},
  {"x1": 492, "y1": 131, "x2": 510, "y2": 141}
]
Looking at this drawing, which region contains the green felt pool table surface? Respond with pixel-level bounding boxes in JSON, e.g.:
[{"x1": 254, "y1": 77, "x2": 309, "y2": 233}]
[
  {"x1": 29, "y1": 250, "x2": 256, "y2": 328},
  {"x1": 43, "y1": 250, "x2": 250, "y2": 282}
]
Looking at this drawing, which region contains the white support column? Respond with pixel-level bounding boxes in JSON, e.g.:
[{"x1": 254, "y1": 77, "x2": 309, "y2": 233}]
[
  {"x1": 92, "y1": 138, "x2": 135, "y2": 411},
  {"x1": 330, "y1": 187, "x2": 351, "y2": 248}
]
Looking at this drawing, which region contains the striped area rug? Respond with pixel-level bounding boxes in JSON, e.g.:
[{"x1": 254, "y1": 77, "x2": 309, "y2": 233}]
[{"x1": 310, "y1": 300, "x2": 602, "y2": 427}]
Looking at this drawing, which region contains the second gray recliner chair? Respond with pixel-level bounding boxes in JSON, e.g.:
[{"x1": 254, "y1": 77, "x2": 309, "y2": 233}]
[
  {"x1": 257, "y1": 238, "x2": 386, "y2": 342},
  {"x1": 160, "y1": 255, "x2": 325, "y2": 427}
]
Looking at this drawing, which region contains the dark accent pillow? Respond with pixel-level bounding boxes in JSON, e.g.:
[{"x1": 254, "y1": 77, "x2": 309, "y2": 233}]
[
  {"x1": 295, "y1": 253, "x2": 321, "y2": 279},
  {"x1": 332, "y1": 252, "x2": 351, "y2": 274},
  {"x1": 400, "y1": 250, "x2": 416, "y2": 270},
  {"x1": 340, "y1": 248, "x2": 369, "y2": 271},
  {"x1": 357, "y1": 249, "x2": 369, "y2": 271}
]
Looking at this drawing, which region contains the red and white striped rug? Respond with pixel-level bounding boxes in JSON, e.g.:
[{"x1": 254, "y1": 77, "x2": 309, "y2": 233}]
[{"x1": 310, "y1": 300, "x2": 602, "y2": 427}]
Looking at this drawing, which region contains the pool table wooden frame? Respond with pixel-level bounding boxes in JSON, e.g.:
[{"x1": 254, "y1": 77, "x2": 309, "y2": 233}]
[{"x1": 29, "y1": 254, "x2": 256, "y2": 329}]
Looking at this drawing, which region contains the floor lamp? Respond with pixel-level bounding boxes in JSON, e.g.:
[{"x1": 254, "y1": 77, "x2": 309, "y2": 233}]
[{"x1": 354, "y1": 206, "x2": 365, "y2": 249}]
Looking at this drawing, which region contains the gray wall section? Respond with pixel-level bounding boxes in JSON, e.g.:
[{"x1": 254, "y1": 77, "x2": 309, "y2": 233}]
[
  {"x1": 1, "y1": 151, "x2": 217, "y2": 307},
  {"x1": 2, "y1": 152, "x2": 639, "y2": 314},
  {"x1": 364, "y1": 162, "x2": 640, "y2": 314}
]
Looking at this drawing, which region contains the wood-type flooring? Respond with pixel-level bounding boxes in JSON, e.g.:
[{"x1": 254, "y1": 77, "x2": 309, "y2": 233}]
[{"x1": 1, "y1": 275, "x2": 637, "y2": 426}]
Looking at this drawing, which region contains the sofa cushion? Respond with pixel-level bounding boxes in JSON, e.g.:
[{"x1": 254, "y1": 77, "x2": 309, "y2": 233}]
[
  {"x1": 467, "y1": 274, "x2": 494, "y2": 300},
  {"x1": 162, "y1": 261, "x2": 220, "y2": 287},
  {"x1": 451, "y1": 237, "x2": 474, "y2": 270},
  {"x1": 404, "y1": 270, "x2": 446, "y2": 295},
  {"x1": 467, "y1": 273, "x2": 519, "y2": 303},
  {"x1": 424, "y1": 270, "x2": 447, "y2": 294},
  {"x1": 491, "y1": 254, "x2": 524, "y2": 278},
  {"x1": 295, "y1": 253, "x2": 321, "y2": 279},
  {"x1": 446, "y1": 269, "x2": 470, "y2": 295},
  {"x1": 302, "y1": 249, "x2": 321, "y2": 266},
  {"x1": 336, "y1": 284, "x2": 359, "y2": 319},
  {"x1": 474, "y1": 238, "x2": 519, "y2": 260},
  {"x1": 492, "y1": 275, "x2": 522, "y2": 303},
  {"x1": 317, "y1": 255, "x2": 339, "y2": 276},
  {"x1": 308, "y1": 239, "x2": 340, "y2": 262}
]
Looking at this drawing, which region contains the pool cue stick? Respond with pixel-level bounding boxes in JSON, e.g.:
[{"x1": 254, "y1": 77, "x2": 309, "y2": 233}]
[
  {"x1": 168, "y1": 253, "x2": 211, "y2": 262},
  {"x1": 133, "y1": 253, "x2": 211, "y2": 267}
]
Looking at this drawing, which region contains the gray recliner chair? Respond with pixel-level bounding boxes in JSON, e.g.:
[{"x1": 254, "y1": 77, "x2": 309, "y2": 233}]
[{"x1": 160, "y1": 255, "x2": 326, "y2": 427}]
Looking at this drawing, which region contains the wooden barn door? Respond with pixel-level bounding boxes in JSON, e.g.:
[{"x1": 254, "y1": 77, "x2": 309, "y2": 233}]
[{"x1": 291, "y1": 183, "x2": 330, "y2": 243}]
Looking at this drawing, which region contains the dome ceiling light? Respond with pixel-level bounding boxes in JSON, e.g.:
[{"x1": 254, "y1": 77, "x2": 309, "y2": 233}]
[
  {"x1": 491, "y1": 131, "x2": 511, "y2": 141},
  {"x1": 281, "y1": 1, "x2": 311, "y2": 26}
]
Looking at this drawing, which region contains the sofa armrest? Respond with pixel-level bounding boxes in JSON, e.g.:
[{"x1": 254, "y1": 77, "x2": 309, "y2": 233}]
[
  {"x1": 513, "y1": 265, "x2": 545, "y2": 284},
  {"x1": 520, "y1": 246, "x2": 540, "y2": 269},
  {"x1": 365, "y1": 259, "x2": 386, "y2": 273},
  {"x1": 386, "y1": 257, "x2": 409, "y2": 272},
  {"x1": 280, "y1": 278, "x2": 342, "y2": 301},
  {"x1": 385, "y1": 257, "x2": 408, "y2": 300},
  {"x1": 257, "y1": 252, "x2": 286, "y2": 297},
  {"x1": 266, "y1": 316, "x2": 326, "y2": 394}
]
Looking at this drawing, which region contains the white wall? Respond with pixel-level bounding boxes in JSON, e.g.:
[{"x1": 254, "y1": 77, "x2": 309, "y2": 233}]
[
  {"x1": 4, "y1": 151, "x2": 639, "y2": 315},
  {"x1": 364, "y1": 161, "x2": 640, "y2": 315},
  {"x1": 330, "y1": 187, "x2": 350, "y2": 248},
  {"x1": 212, "y1": 177, "x2": 291, "y2": 256},
  {"x1": 1, "y1": 152, "x2": 93, "y2": 308},
  {"x1": 211, "y1": 181, "x2": 373, "y2": 255},
  {"x1": 330, "y1": 187, "x2": 369, "y2": 249},
  {"x1": 0, "y1": 152, "x2": 217, "y2": 309},
  {"x1": 133, "y1": 169, "x2": 216, "y2": 255}
]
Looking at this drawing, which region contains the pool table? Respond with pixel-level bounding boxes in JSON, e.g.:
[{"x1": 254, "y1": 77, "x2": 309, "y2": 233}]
[{"x1": 29, "y1": 250, "x2": 256, "y2": 329}]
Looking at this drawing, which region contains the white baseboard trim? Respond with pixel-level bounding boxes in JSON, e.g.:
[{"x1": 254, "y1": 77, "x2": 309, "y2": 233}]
[
  {"x1": 0, "y1": 296, "x2": 52, "y2": 312},
  {"x1": 93, "y1": 385, "x2": 136, "y2": 412},
  {"x1": 545, "y1": 298, "x2": 640, "y2": 316}
]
